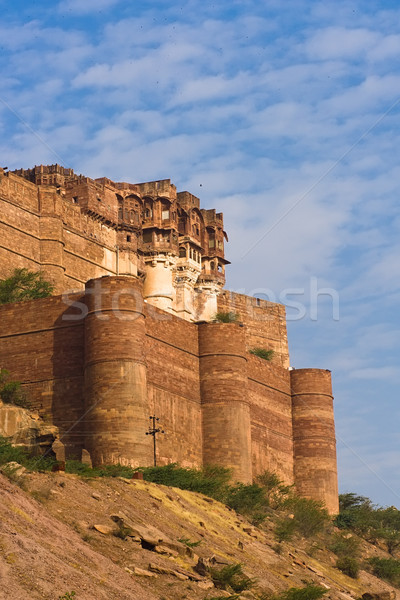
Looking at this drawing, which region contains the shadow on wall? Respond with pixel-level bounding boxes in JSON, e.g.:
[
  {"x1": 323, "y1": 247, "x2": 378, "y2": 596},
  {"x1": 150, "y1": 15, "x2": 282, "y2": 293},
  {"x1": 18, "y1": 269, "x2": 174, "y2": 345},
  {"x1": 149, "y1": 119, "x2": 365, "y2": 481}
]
[{"x1": 52, "y1": 298, "x2": 86, "y2": 460}]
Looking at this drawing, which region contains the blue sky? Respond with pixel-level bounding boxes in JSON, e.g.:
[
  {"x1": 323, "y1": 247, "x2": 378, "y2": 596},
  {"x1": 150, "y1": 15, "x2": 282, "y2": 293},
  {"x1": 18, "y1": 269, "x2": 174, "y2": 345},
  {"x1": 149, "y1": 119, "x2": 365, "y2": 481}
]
[{"x1": 1, "y1": 0, "x2": 399, "y2": 506}]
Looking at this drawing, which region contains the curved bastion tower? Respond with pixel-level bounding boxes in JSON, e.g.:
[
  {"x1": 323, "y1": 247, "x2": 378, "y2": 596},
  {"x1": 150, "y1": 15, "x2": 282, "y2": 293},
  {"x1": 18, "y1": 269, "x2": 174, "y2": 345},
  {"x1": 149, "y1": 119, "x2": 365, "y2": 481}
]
[{"x1": 0, "y1": 164, "x2": 339, "y2": 514}]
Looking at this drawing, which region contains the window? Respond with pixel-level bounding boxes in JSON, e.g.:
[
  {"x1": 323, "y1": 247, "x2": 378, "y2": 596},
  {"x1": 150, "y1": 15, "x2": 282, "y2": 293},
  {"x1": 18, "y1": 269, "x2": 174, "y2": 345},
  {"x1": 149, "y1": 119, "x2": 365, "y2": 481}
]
[
  {"x1": 143, "y1": 231, "x2": 152, "y2": 243},
  {"x1": 127, "y1": 235, "x2": 131, "y2": 242},
  {"x1": 72, "y1": 196, "x2": 78, "y2": 204},
  {"x1": 209, "y1": 238, "x2": 215, "y2": 248},
  {"x1": 210, "y1": 261, "x2": 215, "y2": 271},
  {"x1": 179, "y1": 247, "x2": 186, "y2": 258},
  {"x1": 162, "y1": 209, "x2": 170, "y2": 220},
  {"x1": 145, "y1": 208, "x2": 152, "y2": 218}
]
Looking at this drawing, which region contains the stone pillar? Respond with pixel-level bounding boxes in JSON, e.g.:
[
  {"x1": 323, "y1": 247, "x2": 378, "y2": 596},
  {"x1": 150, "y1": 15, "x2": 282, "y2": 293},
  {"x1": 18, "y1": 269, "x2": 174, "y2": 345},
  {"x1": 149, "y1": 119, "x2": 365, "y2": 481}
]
[
  {"x1": 84, "y1": 275, "x2": 152, "y2": 467},
  {"x1": 198, "y1": 322, "x2": 252, "y2": 483},
  {"x1": 291, "y1": 368, "x2": 339, "y2": 514},
  {"x1": 143, "y1": 254, "x2": 176, "y2": 313}
]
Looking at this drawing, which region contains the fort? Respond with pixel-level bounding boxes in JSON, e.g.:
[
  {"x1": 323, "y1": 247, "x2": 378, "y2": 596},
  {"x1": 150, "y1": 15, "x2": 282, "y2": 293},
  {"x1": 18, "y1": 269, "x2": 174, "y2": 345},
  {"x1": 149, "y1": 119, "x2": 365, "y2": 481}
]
[{"x1": 0, "y1": 164, "x2": 339, "y2": 514}]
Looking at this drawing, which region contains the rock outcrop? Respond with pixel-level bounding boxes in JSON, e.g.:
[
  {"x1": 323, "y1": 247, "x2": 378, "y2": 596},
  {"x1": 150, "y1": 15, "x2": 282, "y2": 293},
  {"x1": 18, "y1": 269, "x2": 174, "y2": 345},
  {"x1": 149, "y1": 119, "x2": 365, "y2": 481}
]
[{"x1": 0, "y1": 399, "x2": 59, "y2": 456}]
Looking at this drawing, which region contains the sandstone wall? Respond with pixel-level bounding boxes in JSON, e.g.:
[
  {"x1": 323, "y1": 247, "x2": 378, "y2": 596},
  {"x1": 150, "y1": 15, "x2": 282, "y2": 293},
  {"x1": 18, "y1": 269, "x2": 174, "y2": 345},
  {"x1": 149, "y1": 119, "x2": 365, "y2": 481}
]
[
  {"x1": 217, "y1": 291, "x2": 289, "y2": 368},
  {"x1": 0, "y1": 276, "x2": 338, "y2": 511},
  {"x1": 247, "y1": 355, "x2": 294, "y2": 485},
  {"x1": 145, "y1": 304, "x2": 202, "y2": 468},
  {"x1": 0, "y1": 173, "x2": 41, "y2": 280},
  {"x1": 0, "y1": 294, "x2": 85, "y2": 457},
  {"x1": 0, "y1": 171, "x2": 122, "y2": 293}
]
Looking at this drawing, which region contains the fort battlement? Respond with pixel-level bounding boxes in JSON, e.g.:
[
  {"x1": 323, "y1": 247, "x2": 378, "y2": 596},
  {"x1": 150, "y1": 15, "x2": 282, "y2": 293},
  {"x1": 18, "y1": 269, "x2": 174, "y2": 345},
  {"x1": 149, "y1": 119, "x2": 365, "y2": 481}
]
[{"x1": 0, "y1": 165, "x2": 339, "y2": 513}]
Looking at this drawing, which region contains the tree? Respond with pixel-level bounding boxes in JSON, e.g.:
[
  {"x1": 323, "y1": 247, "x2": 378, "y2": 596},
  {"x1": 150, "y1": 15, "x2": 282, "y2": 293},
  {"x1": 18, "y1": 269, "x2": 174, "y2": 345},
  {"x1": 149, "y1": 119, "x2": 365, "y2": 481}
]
[
  {"x1": 0, "y1": 268, "x2": 54, "y2": 304},
  {"x1": 0, "y1": 369, "x2": 28, "y2": 408}
]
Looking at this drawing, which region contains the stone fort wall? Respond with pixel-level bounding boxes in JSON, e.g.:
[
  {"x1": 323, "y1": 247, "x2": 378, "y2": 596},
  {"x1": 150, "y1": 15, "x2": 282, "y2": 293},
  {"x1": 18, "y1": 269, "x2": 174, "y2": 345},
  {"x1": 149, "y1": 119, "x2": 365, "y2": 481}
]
[
  {"x1": 0, "y1": 276, "x2": 338, "y2": 513},
  {"x1": 0, "y1": 169, "x2": 124, "y2": 292},
  {"x1": 0, "y1": 165, "x2": 338, "y2": 513}
]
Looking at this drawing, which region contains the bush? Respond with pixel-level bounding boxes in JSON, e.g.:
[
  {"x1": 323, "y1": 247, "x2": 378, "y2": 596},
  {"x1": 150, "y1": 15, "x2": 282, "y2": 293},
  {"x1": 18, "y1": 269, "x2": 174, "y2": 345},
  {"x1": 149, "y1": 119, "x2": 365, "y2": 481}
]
[
  {"x1": 0, "y1": 436, "x2": 56, "y2": 472},
  {"x1": 336, "y1": 556, "x2": 360, "y2": 578},
  {"x1": 213, "y1": 311, "x2": 239, "y2": 323},
  {"x1": 256, "y1": 471, "x2": 292, "y2": 508},
  {"x1": 0, "y1": 268, "x2": 54, "y2": 304},
  {"x1": 209, "y1": 563, "x2": 255, "y2": 592},
  {"x1": 274, "y1": 517, "x2": 296, "y2": 542},
  {"x1": 286, "y1": 496, "x2": 330, "y2": 538},
  {"x1": 178, "y1": 537, "x2": 202, "y2": 548},
  {"x1": 0, "y1": 369, "x2": 29, "y2": 408},
  {"x1": 141, "y1": 463, "x2": 231, "y2": 501},
  {"x1": 225, "y1": 483, "x2": 267, "y2": 523},
  {"x1": 249, "y1": 348, "x2": 274, "y2": 361},
  {"x1": 336, "y1": 492, "x2": 400, "y2": 552},
  {"x1": 366, "y1": 557, "x2": 400, "y2": 586},
  {"x1": 270, "y1": 583, "x2": 327, "y2": 599},
  {"x1": 329, "y1": 532, "x2": 360, "y2": 558}
]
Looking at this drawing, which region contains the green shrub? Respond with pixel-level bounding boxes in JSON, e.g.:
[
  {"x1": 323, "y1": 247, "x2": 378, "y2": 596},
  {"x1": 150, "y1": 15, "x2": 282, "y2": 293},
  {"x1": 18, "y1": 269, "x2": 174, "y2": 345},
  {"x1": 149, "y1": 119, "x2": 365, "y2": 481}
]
[
  {"x1": 65, "y1": 460, "x2": 98, "y2": 477},
  {"x1": 0, "y1": 436, "x2": 56, "y2": 472},
  {"x1": 0, "y1": 369, "x2": 29, "y2": 408},
  {"x1": 141, "y1": 463, "x2": 231, "y2": 501},
  {"x1": 274, "y1": 517, "x2": 296, "y2": 542},
  {"x1": 213, "y1": 311, "x2": 239, "y2": 323},
  {"x1": 225, "y1": 482, "x2": 267, "y2": 522},
  {"x1": 256, "y1": 471, "x2": 292, "y2": 508},
  {"x1": 249, "y1": 348, "x2": 274, "y2": 361},
  {"x1": 113, "y1": 522, "x2": 133, "y2": 540},
  {"x1": 366, "y1": 557, "x2": 400, "y2": 586},
  {"x1": 0, "y1": 436, "x2": 28, "y2": 466},
  {"x1": 65, "y1": 460, "x2": 137, "y2": 479},
  {"x1": 286, "y1": 497, "x2": 330, "y2": 538},
  {"x1": 329, "y1": 532, "x2": 360, "y2": 558},
  {"x1": 335, "y1": 492, "x2": 400, "y2": 552},
  {"x1": 270, "y1": 584, "x2": 327, "y2": 599},
  {"x1": 0, "y1": 268, "x2": 54, "y2": 304},
  {"x1": 178, "y1": 537, "x2": 202, "y2": 548},
  {"x1": 336, "y1": 556, "x2": 360, "y2": 578},
  {"x1": 209, "y1": 563, "x2": 255, "y2": 592},
  {"x1": 59, "y1": 593, "x2": 76, "y2": 600}
]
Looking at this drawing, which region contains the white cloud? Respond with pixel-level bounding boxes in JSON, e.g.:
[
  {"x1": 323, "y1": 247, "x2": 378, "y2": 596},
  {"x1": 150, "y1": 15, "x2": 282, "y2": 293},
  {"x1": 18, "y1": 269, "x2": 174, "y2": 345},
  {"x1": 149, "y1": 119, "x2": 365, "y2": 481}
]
[{"x1": 59, "y1": 0, "x2": 121, "y2": 15}]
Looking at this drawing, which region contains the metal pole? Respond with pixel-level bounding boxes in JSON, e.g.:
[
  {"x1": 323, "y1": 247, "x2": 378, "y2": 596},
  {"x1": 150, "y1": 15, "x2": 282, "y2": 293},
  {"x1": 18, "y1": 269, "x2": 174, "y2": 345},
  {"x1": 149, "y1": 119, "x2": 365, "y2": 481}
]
[{"x1": 146, "y1": 415, "x2": 165, "y2": 467}]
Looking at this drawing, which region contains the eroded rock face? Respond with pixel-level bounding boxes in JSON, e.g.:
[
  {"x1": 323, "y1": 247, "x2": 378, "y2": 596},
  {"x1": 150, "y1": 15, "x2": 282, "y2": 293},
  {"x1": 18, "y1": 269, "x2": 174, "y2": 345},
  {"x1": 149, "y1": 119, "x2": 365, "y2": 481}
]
[{"x1": 0, "y1": 400, "x2": 59, "y2": 456}]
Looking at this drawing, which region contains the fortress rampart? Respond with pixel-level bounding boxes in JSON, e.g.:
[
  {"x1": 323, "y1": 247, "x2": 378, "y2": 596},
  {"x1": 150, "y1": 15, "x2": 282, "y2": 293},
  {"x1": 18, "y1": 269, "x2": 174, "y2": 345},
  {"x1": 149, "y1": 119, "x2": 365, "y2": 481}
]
[{"x1": 0, "y1": 165, "x2": 339, "y2": 513}]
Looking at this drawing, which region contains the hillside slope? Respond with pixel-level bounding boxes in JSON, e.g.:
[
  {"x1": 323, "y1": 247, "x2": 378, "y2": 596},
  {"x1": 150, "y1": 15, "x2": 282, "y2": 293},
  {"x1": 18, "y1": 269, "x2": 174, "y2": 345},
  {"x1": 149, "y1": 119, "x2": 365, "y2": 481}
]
[{"x1": 0, "y1": 471, "x2": 397, "y2": 600}]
